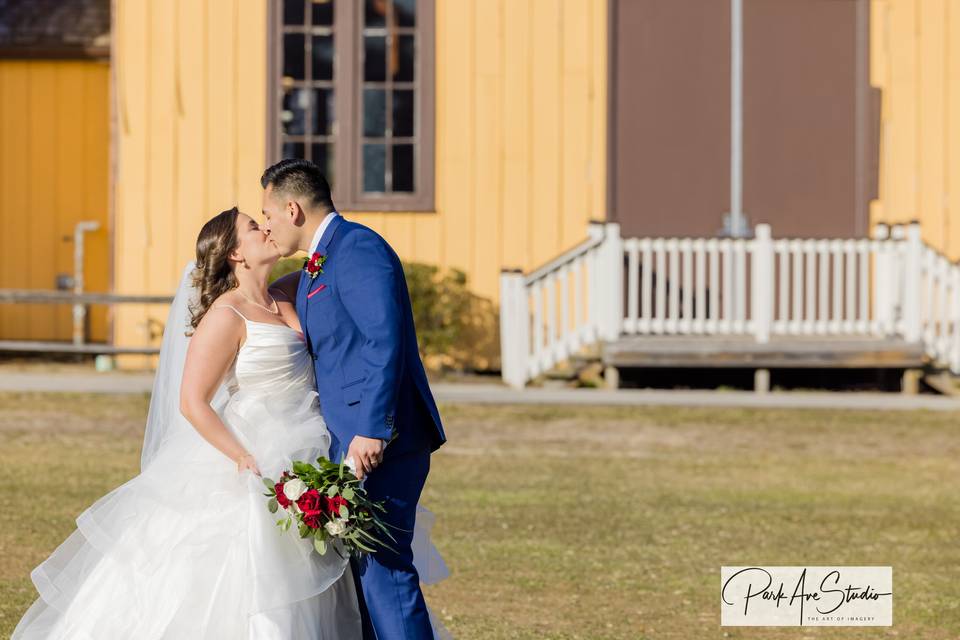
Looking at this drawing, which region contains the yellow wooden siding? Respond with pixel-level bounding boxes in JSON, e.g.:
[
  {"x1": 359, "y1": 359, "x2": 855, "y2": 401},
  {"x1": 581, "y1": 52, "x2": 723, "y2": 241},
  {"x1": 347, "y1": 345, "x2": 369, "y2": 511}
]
[
  {"x1": 870, "y1": 0, "x2": 960, "y2": 258},
  {"x1": 349, "y1": 0, "x2": 608, "y2": 304},
  {"x1": 0, "y1": 60, "x2": 109, "y2": 342},
  {"x1": 112, "y1": 0, "x2": 605, "y2": 359},
  {"x1": 113, "y1": 0, "x2": 267, "y2": 360}
]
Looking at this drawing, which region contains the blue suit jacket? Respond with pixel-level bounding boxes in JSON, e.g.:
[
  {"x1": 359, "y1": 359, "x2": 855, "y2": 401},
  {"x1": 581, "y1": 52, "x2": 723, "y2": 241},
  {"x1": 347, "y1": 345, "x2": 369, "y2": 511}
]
[{"x1": 295, "y1": 215, "x2": 446, "y2": 461}]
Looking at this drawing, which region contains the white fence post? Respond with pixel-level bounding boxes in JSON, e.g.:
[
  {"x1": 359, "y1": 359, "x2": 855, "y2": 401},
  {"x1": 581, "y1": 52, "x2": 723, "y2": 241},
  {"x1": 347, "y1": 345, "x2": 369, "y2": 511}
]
[
  {"x1": 902, "y1": 222, "x2": 923, "y2": 343},
  {"x1": 499, "y1": 270, "x2": 529, "y2": 388},
  {"x1": 598, "y1": 222, "x2": 623, "y2": 341},
  {"x1": 751, "y1": 223, "x2": 773, "y2": 343},
  {"x1": 872, "y1": 223, "x2": 890, "y2": 335}
]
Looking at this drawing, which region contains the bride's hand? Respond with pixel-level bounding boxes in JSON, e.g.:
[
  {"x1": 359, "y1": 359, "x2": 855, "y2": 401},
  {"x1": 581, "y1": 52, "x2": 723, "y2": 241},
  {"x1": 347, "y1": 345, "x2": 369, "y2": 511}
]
[{"x1": 236, "y1": 452, "x2": 261, "y2": 476}]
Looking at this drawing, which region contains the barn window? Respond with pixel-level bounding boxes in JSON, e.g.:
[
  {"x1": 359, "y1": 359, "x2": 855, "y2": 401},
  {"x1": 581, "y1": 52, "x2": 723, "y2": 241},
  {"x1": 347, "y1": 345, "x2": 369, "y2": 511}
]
[{"x1": 270, "y1": 0, "x2": 435, "y2": 211}]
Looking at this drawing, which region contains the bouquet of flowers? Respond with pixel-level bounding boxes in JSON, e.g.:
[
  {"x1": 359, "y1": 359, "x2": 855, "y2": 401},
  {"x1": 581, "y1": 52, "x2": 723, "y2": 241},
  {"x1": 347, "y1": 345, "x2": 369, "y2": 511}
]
[{"x1": 261, "y1": 457, "x2": 394, "y2": 558}]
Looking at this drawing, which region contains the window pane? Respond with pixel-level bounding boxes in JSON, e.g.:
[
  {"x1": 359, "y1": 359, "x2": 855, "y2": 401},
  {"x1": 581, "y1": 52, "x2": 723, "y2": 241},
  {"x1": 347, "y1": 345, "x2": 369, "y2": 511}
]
[
  {"x1": 312, "y1": 35, "x2": 334, "y2": 81},
  {"x1": 364, "y1": 36, "x2": 386, "y2": 82},
  {"x1": 311, "y1": 88, "x2": 335, "y2": 136},
  {"x1": 363, "y1": 144, "x2": 386, "y2": 192},
  {"x1": 281, "y1": 88, "x2": 311, "y2": 135},
  {"x1": 364, "y1": 0, "x2": 386, "y2": 27},
  {"x1": 363, "y1": 89, "x2": 386, "y2": 137},
  {"x1": 283, "y1": 33, "x2": 306, "y2": 80},
  {"x1": 281, "y1": 140, "x2": 305, "y2": 160},
  {"x1": 395, "y1": 0, "x2": 416, "y2": 27},
  {"x1": 311, "y1": 0, "x2": 334, "y2": 26},
  {"x1": 392, "y1": 89, "x2": 414, "y2": 137},
  {"x1": 394, "y1": 35, "x2": 415, "y2": 82},
  {"x1": 392, "y1": 144, "x2": 414, "y2": 192},
  {"x1": 311, "y1": 143, "x2": 335, "y2": 185},
  {"x1": 283, "y1": 0, "x2": 305, "y2": 25}
]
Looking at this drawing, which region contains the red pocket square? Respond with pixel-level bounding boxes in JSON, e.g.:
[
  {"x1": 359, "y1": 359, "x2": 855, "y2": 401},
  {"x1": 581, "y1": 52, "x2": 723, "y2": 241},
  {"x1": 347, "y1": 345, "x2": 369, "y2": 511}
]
[{"x1": 307, "y1": 284, "x2": 327, "y2": 299}]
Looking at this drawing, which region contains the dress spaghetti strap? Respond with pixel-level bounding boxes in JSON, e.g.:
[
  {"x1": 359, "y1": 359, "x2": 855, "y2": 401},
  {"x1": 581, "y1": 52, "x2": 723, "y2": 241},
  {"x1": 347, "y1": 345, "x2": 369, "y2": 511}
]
[{"x1": 213, "y1": 304, "x2": 248, "y2": 322}]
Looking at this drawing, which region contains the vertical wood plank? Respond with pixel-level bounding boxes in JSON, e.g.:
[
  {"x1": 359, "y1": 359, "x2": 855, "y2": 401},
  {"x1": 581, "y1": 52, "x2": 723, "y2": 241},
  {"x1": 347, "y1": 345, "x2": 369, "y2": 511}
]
[
  {"x1": 0, "y1": 64, "x2": 30, "y2": 337},
  {"x1": 919, "y1": 0, "x2": 947, "y2": 251},
  {"x1": 560, "y1": 0, "x2": 588, "y2": 249},
  {"x1": 28, "y1": 62, "x2": 60, "y2": 338},
  {"x1": 206, "y1": 0, "x2": 238, "y2": 213},
  {"x1": 947, "y1": 1, "x2": 960, "y2": 257},
  {"x1": 501, "y1": 0, "x2": 532, "y2": 270},
  {"x1": 115, "y1": 0, "x2": 151, "y2": 353},
  {"x1": 177, "y1": 0, "x2": 207, "y2": 265},
  {"x1": 82, "y1": 62, "x2": 110, "y2": 341},
  {"x1": 437, "y1": 0, "x2": 475, "y2": 276},
  {"x1": 589, "y1": 0, "x2": 607, "y2": 220},
  {"x1": 530, "y1": 0, "x2": 562, "y2": 267},
  {"x1": 148, "y1": 0, "x2": 177, "y2": 299},
  {"x1": 236, "y1": 0, "x2": 267, "y2": 216},
  {"x1": 55, "y1": 64, "x2": 85, "y2": 337},
  {"x1": 472, "y1": 0, "x2": 503, "y2": 299}
]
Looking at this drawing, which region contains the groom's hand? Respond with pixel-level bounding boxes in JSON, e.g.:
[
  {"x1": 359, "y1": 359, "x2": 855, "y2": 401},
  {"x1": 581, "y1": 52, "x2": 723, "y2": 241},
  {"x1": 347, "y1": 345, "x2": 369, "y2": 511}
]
[{"x1": 346, "y1": 435, "x2": 384, "y2": 480}]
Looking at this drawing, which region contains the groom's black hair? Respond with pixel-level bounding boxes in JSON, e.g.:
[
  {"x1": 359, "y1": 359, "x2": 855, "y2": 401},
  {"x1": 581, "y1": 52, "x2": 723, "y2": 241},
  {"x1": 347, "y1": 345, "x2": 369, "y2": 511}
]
[{"x1": 260, "y1": 159, "x2": 335, "y2": 213}]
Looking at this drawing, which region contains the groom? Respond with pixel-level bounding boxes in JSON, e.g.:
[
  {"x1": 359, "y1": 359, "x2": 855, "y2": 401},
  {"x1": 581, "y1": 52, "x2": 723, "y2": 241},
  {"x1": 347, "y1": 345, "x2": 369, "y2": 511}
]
[{"x1": 260, "y1": 159, "x2": 446, "y2": 639}]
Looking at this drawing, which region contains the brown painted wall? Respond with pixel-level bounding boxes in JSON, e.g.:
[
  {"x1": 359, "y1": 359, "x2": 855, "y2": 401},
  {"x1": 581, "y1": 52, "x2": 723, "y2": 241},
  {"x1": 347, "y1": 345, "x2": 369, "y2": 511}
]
[
  {"x1": 743, "y1": 0, "x2": 869, "y2": 239},
  {"x1": 611, "y1": 0, "x2": 874, "y2": 239},
  {"x1": 611, "y1": 0, "x2": 730, "y2": 238}
]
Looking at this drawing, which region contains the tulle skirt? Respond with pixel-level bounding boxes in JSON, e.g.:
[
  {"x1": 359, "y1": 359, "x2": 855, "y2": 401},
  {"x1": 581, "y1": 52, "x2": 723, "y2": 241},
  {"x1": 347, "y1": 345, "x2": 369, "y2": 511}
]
[{"x1": 11, "y1": 388, "x2": 433, "y2": 639}]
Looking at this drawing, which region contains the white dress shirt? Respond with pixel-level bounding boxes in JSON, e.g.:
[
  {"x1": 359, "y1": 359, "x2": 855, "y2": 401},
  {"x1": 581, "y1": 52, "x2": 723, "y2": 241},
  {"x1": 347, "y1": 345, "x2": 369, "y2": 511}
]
[{"x1": 308, "y1": 210, "x2": 340, "y2": 255}]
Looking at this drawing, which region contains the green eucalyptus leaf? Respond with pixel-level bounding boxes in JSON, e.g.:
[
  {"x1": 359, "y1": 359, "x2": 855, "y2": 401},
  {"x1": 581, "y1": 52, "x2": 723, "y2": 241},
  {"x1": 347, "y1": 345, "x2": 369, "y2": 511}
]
[
  {"x1": 292, "y1": 461, "x2": 313, "y2": 475},
  {"x1": 267, "y1": 497, "x2": 279, "y2": 513},
  {"x1": 354, "y1": 539, "x2": 376, "y2": 553}
]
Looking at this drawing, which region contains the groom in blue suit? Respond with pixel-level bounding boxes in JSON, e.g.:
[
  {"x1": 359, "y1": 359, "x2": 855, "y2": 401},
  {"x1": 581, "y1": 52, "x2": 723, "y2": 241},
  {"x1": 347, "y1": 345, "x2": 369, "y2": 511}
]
[{"x1": 261, "y1": 159, "x2": 446, "y2": 639}]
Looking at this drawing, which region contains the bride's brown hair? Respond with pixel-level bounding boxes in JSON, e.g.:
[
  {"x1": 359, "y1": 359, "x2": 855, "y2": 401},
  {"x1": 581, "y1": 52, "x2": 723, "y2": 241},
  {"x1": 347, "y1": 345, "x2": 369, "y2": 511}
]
[{"x1": 189, "y1": 207, "x2": 241, "y2": 331}]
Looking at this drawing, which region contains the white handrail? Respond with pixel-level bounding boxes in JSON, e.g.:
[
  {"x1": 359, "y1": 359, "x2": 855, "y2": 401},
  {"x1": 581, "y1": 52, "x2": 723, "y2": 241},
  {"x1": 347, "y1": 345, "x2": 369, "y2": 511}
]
[{"x1": 500, "y1": 220, "x2": 960, "y2": 388}]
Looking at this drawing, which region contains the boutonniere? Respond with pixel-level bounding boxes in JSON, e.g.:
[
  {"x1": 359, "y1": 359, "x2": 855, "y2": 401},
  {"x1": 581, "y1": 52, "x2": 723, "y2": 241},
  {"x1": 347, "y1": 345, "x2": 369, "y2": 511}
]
[{"x1": 303, "y1": 251, "x2": 327, "y2": 279}]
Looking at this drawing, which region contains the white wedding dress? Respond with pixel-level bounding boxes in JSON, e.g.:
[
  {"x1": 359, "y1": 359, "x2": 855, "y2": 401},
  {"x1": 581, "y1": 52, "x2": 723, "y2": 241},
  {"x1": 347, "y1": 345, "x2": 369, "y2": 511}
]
[{"x1": 12, "y1": 265, "x2": 450, "y2": 639}]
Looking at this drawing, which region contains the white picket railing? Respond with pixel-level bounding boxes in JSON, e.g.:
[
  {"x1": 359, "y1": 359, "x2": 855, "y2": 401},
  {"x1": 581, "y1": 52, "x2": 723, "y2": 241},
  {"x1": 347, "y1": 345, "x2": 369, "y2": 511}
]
[
  {"x1": 500, "y1": 221, "x2": 960, "y2": 388},
  {"x1": 499, "y1": 222, "x2": 622, "y2": 388}
]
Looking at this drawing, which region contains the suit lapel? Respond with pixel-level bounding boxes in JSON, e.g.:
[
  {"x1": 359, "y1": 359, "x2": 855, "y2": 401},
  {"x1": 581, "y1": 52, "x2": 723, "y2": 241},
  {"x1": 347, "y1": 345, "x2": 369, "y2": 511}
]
[
  {"x1": 299, "y1": 214, "x2": 345, "y2": 355},
  {"x1": 296, "y1": 265, "x2": 312, "y2": 354}
]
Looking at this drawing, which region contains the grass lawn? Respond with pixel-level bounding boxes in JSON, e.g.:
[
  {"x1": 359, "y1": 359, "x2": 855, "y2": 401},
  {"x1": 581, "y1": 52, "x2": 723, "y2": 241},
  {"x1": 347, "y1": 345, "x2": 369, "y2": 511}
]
[{"x1": 0, "y1": 392, "x2": 958, "y2": 638}]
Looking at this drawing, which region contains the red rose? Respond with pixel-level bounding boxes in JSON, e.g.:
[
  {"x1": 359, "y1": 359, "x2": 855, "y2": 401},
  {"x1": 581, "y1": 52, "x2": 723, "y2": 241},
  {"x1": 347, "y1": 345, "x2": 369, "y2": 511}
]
[
  {"x1": 274, "y1": 481, "x2": 292, "y2": 509},
  {"x1": 324, "y1": 494, "x2": 348, "y2": 517},
  {"x1": 303, "y1": 252, "x2": 327, "y2": 278},
  {"x1": 296, "y1": 488, "x2": 324, "y2": 529}
]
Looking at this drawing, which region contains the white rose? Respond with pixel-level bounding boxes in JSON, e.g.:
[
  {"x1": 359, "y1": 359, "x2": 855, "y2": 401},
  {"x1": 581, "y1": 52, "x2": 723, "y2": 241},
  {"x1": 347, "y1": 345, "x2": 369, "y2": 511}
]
[
  {"x1": 325, "y1": 518, "x2": 348, "y2": 537},
  {"x1": 282, "y1": 478, "x2": 308, "y2": 502}
]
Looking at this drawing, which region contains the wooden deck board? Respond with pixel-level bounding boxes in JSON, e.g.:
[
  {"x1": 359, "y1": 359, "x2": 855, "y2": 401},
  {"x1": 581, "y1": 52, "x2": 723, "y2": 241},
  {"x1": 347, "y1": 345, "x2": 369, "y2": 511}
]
[{"x1": 603, "y1": 336, "x2": 927, "y2": 369}]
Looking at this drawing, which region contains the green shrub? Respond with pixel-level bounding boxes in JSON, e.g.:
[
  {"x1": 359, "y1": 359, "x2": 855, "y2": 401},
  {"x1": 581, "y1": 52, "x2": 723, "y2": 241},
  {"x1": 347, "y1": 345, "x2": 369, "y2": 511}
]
[
  {"x1": 404, "y1": 262, "x2": 498, "y2": 371},
  {"x1": 270, "y1": 257, "x2": 304, "y2": 283},
  {"x1": 269, "y1": 256, "x2": 497, "y2": 372},
  {"x1": 403, "y1": 263, "x2": 472, "y2": 369}
]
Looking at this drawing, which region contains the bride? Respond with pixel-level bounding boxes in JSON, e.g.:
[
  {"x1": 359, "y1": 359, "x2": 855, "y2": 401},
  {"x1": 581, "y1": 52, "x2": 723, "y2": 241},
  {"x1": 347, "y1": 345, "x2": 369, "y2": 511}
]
[{"x1": 12, "y1": 208, "x2": 449, "y2": 639}]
